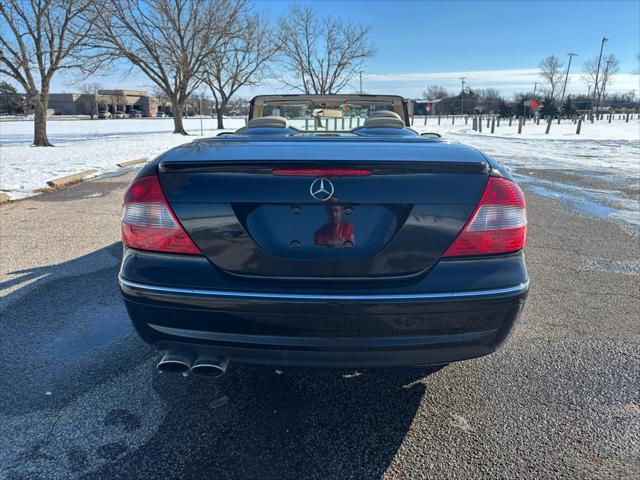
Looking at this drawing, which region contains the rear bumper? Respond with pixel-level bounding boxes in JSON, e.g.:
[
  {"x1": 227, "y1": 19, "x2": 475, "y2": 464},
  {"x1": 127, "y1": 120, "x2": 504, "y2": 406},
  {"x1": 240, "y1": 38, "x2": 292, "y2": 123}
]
[{"x1": 120, "y1": 271, "x2": 528, "y2": 367}]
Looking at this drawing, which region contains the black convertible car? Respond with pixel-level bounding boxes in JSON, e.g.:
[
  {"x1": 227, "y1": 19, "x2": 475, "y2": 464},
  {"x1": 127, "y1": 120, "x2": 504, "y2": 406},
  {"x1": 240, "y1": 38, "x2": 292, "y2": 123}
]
[{"x1": 119, "y1": 95, "x2": 528, "y2": 377}]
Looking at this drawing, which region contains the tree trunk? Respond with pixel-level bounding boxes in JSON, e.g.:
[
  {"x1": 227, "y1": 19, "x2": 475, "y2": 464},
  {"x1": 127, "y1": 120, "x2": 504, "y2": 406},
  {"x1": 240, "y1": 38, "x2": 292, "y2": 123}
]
[
  {"x1": 210, "y1": 88, "x2": 224, "y2": 130},
  {"x1": 216, "y1": 108, "x2": 225, "y2": 129},
  {"x1": 32, "y1": 95, "x2": 53, "y2": 147},
  {"x1": 170, "y1": 97, "x2": 188, "y2": 135},
  {"x1": 216, "y1": 97, "x2": 228, "y2": 130}
]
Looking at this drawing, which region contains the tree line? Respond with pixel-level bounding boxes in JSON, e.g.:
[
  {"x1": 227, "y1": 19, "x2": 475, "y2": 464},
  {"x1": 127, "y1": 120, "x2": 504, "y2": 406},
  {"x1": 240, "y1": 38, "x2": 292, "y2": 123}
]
[
  {"x1": 422, "y1": 51, "x2": 636, "y2": 117},
  {"x1": 0, "y1": 0, "x2": 375, "y2": 146}
]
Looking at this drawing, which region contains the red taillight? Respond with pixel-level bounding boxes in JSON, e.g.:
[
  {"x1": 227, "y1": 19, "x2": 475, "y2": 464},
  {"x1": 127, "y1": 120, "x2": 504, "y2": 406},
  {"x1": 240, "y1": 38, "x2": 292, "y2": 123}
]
[
  {"x1": 444, "y1": 177, "x2": 527, "y2": 257},
  {"x1": 272, "y1": 168, "x2": 371, "y2": 176},
  {"x1": 121, "y1": 175, "x2": 201, "y2": 255}
]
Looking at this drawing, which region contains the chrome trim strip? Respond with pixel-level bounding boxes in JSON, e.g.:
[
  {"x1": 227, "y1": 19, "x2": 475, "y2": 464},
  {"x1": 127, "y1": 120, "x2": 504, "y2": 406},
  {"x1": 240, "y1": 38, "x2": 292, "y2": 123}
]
[{"x1": 119, "y1": 277, "x2": 528, "y2": 301}]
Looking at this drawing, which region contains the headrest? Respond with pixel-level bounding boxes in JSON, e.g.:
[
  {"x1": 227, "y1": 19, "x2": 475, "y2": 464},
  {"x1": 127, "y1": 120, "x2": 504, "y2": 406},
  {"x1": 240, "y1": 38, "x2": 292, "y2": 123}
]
[
  {"x1": 362, "y1": 116, "x2": 405, "y2": 129},
  {"x1": 370, "y1": 110, "x2": 402, "y2": 120},
  {"x1": 246, "y1": 116, "x2": 289, "y2": 129}
]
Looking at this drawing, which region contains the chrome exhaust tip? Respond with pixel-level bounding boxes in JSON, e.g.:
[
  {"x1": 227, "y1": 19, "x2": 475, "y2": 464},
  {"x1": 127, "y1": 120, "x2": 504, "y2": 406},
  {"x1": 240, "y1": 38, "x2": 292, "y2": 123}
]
[
  {"x1": 157, "y1": 351, "x2": 193, "y2": 374},
  {"x1": 190, "y1": 356, "x2": 229, "y2": 378}
]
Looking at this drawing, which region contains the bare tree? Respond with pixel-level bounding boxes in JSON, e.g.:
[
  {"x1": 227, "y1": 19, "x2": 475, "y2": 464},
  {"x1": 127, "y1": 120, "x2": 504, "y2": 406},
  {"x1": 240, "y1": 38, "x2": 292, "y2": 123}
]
[
  {"x1": 92, "y1": 0, "x2": 243, "y2": 135},
  {"x1": 150, "y1": 84, "x2": 169, "y2": 112},
  {"x1": 478, "y1": 88, "x2": 502, "y2": 113},
  {"x1": 277, "y1": 5, "x2": 375, "y2": 94},
  {"x1": 582, "y1": 54, "x2": 620, "y2": 110},
  {"x1": 599, "y1": 55, "x2": 620, "y2": 103},
  {"x1": 422, "y1": 85, "x2": 449, "y2": 100},
  {"x1": 78, "y1": 82, "x2": 102, "y2": 118},
  {"x1": 538, "y1": 55, "x2": 564, "y2": 99},
  {"x1": 581, "y1": 57, "x2": 599, "y2": 95},
  {"x1": 0, "y1": 0, "x2": 99, "y2": 146},
  {"x1": 201, "y1": 10, "x2": 280, "y2": 129}
]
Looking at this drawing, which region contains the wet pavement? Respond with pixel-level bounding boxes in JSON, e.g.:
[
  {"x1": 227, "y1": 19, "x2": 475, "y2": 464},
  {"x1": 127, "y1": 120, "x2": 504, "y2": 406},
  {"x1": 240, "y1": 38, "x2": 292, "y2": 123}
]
[
  {"x1": 1, "y1": 170, "x2": 638, "y2": 479},
  {"x1": 515, "y1": 168, "x2": 640, "y2": 234}
]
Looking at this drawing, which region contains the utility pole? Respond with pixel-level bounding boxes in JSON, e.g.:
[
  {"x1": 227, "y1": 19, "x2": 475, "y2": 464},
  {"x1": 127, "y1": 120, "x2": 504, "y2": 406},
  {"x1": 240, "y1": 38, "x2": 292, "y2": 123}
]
[
  {"x1": 533, "y1": 82, "x2": 537, "y2": 98},
  {"x1": 459, "y1": 76, "x2": 466, "y2": 115},
  {"x1": 359, "y1": 71, "x2": 363, "y2": 94},
  {"x1": 560, "y1": 52, "x2": 578, "y2": 102},
  {"x1": 592, "y1": 36, "x2": 608, "y2": 115}
]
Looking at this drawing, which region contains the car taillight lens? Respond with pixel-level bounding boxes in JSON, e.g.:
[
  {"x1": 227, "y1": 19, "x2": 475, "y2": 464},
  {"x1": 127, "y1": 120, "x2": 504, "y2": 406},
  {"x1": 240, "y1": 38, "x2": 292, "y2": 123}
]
[
  {"x1": 444, "y1": 177, "x2": 527, "y2": 257},
  {"x1": 121, "y1": 175, "x2": 201, "y2": 254}
]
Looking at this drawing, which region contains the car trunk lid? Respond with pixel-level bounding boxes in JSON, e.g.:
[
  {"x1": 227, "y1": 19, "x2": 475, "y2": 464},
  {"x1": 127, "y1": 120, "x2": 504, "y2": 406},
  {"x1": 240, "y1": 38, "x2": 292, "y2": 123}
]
[{"x1": 159, "y1": 139, "x2": 489, "y2": 279}]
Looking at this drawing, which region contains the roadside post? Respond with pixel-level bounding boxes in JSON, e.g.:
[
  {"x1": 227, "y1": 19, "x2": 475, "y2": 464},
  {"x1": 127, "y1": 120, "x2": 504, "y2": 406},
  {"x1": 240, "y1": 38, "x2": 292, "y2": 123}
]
[
  {"x1": 518, "y1": 116, "x2": 523, "y2": 134},
  {"x1": 576, "y1": 118, "x2": 582, "y2": 134},
  {"x1": 478, "y1": 115, "x2": 482, "y2": 132},
  {"x1": 491, "y1": 117, "x2": 495, "y2": 134}
]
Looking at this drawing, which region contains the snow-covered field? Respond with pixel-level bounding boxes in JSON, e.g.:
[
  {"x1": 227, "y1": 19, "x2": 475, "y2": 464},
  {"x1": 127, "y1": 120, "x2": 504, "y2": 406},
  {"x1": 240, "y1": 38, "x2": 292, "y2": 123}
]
[
  {"x1": 0, "y1": 118, "x2": 245, "y2": 198},
  {"x1": 1, "y1": 116, "x2": 639, "y2": 205},
  {"x1": 412, "y1": 117, "x2": 640, "y2": 177}
]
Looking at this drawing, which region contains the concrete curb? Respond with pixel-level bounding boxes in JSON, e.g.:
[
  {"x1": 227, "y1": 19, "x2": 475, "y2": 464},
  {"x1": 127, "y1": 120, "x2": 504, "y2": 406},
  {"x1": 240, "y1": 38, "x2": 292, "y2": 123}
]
[
  {"x1": 46, "y1": 169, "x2": 98, "y2": 188},
  {"x1": 3, "y1": 156, "x2": 149, "y2": 203},
  {"x1": 116, "y1": 157, "x2": 148, "y2": 168}
]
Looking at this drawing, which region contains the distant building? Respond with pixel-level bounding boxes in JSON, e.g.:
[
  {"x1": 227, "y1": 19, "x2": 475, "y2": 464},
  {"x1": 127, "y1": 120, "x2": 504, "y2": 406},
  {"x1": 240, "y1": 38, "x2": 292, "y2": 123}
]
[{"x1": 48, "y1": 89, "x2": 163, "y2": 116}]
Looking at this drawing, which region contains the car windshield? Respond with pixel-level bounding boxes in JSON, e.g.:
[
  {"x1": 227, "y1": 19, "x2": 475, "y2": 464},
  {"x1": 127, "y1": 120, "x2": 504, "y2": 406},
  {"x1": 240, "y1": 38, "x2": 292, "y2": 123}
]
[{"x1": 257, "y1": 100, "x2": 400, "y2": 132}]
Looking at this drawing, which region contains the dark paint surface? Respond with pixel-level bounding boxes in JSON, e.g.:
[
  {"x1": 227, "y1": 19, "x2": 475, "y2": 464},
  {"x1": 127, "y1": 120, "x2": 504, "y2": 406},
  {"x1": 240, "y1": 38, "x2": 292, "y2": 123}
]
[{"x1": 123, "y1": 132, "x2": 528, "y2": 366}]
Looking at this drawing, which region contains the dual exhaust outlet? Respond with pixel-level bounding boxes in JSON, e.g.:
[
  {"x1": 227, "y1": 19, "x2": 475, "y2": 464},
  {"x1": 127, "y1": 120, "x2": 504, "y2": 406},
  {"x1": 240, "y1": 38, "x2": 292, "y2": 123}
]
[{"x1": 157, "y1": 350, "x2": 229, "y2": 378}]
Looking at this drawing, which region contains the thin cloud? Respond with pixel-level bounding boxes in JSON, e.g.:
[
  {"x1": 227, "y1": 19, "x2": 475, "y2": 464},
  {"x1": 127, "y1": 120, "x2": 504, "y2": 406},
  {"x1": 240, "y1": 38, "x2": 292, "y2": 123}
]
[{"x1": 360, "y1": 69, "x2": 640, "y2": 97}]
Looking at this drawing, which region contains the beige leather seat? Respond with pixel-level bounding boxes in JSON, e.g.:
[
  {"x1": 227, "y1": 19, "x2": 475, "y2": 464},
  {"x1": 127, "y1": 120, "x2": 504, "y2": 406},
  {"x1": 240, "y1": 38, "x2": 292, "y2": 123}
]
[
  {"x1": 244, "y1": 116, "x2": 289, "y2": 129},
  {"x1": 362, "y1": 115, "x2": 405, "y2": 129},
  {"x1": 370, "y1": 110, "x2": 402, "y2": 120}
]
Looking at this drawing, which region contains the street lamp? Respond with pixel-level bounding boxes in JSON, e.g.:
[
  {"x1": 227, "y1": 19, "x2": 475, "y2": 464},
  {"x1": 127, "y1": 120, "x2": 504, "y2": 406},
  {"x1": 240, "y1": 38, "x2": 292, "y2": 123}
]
[{"x1": 560, "y1": 53, "x2": 578, "y2": 102}]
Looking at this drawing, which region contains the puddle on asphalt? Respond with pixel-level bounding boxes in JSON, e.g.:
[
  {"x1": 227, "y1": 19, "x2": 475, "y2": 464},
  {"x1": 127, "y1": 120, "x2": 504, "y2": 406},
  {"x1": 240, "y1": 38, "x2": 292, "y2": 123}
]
[{"x1": 515, "y1": 173, "x2": 640, "y2": 233}]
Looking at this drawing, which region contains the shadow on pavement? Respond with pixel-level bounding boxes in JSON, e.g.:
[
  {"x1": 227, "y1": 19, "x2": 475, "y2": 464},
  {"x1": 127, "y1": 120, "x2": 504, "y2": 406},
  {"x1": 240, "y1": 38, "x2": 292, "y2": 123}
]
[
  {"x1": 0, "y1": 243, "x2": 150, "y2": 416},
  {"x1": 1, "y1": 241, "x2": 442, "y2": 480},
  {"x1": 85, "y1": 365, "x2": 438, "y2": 480},
  {"x1": 0, "y1": 243, "x2": 123, "y2": 300}
]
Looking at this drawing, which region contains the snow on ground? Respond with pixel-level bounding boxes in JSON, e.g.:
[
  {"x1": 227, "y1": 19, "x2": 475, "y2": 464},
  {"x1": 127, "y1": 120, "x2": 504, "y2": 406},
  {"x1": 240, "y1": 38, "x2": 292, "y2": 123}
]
[
  {"x1": 412, "y1": 117, "x2": 640, "y2": 178},
  {"x1": 0, "y1": 118, "x2": 245, "y2": 198},
  {"x1": 0, "y1": 116, "x2": 638, "y2": 204},
  {"x1": 412, "y1": 117, "x2": 640, "y2": 230}
]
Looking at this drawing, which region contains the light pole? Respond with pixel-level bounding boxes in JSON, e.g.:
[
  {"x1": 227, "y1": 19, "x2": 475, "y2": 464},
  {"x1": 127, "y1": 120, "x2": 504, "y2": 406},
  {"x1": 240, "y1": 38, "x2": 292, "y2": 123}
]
[
  {"x1": 199, "y1": 90, "x2": 205, "y2": 136},
  {"x1": 560, "y1": 52, "x2": 578, "y2": 102},
  {"x1": 592, "y1": 36, "x2": 608, "y2": 115},
  {"x1": 459, "y1": 76, "x2": 466, "y2": 115},
  {"x1": 359, "y1": 71, "x2": 363, "y2": 94}
]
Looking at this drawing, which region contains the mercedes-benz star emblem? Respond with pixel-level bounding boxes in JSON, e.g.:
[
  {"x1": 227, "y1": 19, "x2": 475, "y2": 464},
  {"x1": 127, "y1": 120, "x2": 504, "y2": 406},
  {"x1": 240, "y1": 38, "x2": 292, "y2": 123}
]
[{"x1": 309, "y1": 178, "x2": 335, "y2": 201}]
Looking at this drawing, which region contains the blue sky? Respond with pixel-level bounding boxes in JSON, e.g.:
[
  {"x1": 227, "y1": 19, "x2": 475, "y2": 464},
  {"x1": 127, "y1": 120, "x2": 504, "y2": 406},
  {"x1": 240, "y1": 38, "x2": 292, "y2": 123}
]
[{"x1": 50, "y1": 0, "x2": 640, "y2": 98}]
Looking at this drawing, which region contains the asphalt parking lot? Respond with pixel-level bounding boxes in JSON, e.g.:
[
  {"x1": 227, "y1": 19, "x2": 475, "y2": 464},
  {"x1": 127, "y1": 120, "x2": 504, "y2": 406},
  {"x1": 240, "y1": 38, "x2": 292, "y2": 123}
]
[{"x1": 1, "y1": 171, "x2": 638, "y2": 479}]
